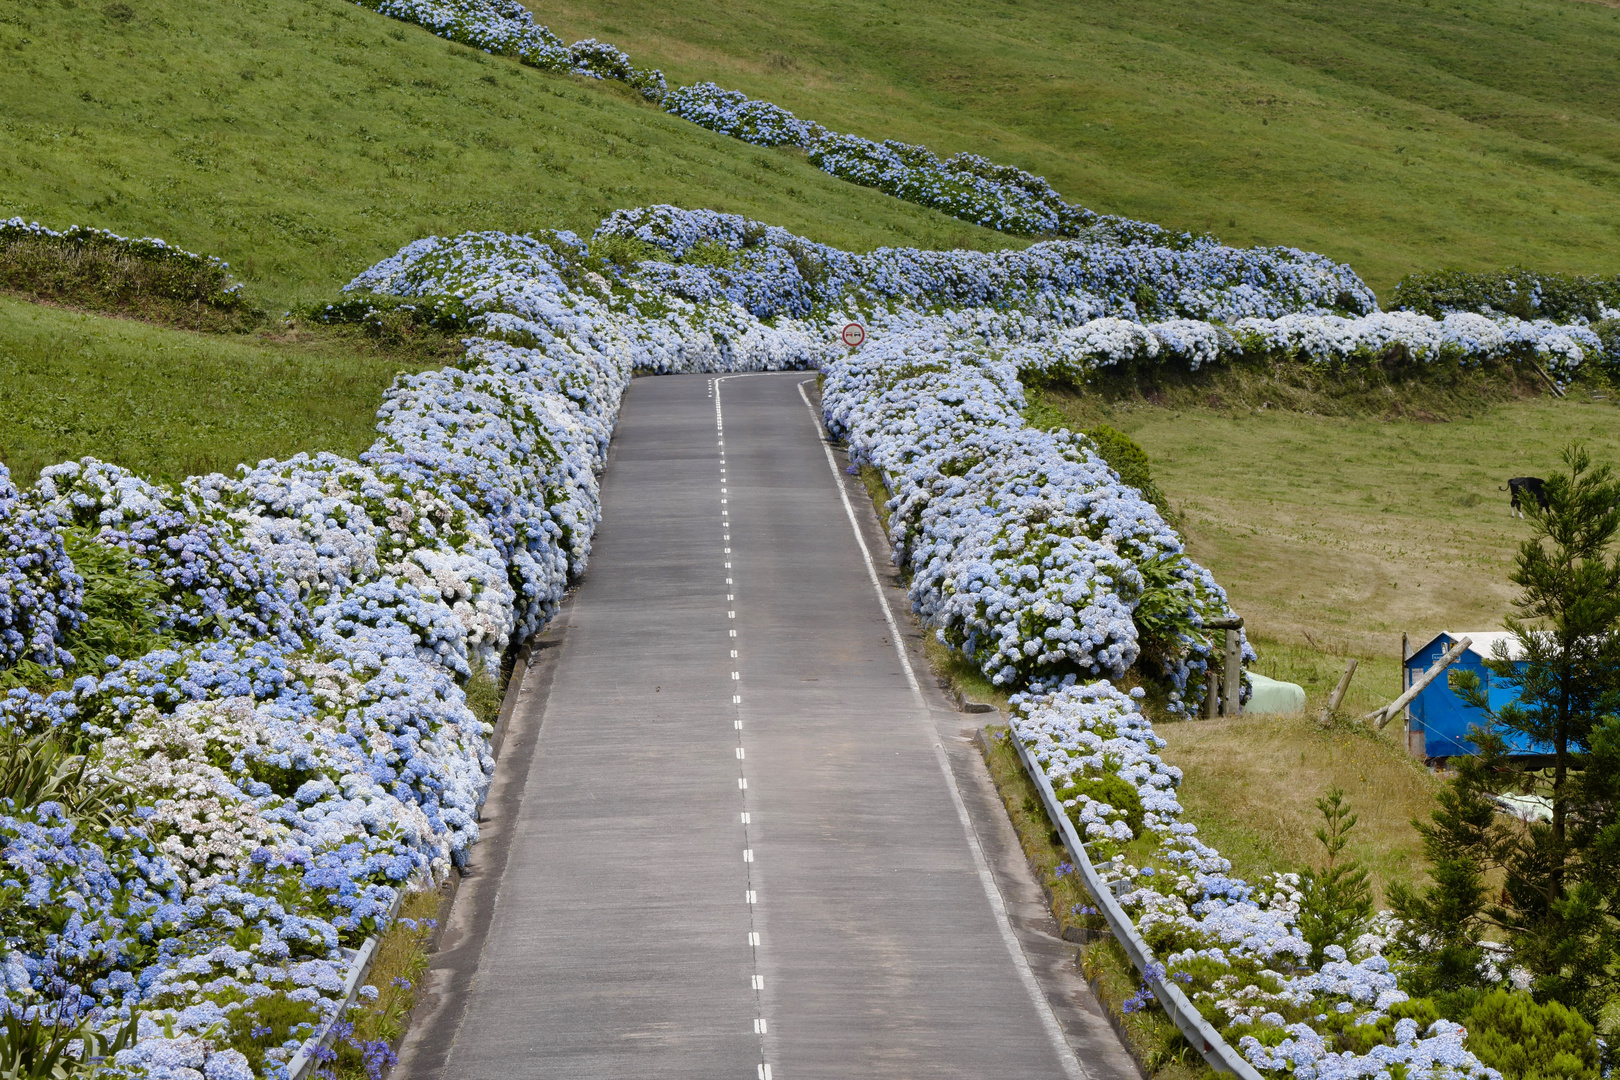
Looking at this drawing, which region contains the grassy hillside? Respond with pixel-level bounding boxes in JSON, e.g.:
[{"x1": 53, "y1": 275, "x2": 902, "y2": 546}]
[
  {"x1": 0, "y1": 0, "x2": 1017, "y2": 310},
  {"x1": 537, "y1": 0, "x2": 1620, "y2": 294},
  {"x1": 0, "y1": 297, "x2": 428, "y2": 486},
  {"x1": 1038, "y1": 386, "x2": 1620, "y2": 653}
]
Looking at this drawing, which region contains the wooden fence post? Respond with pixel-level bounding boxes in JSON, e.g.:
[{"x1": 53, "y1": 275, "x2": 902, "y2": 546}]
[
  {"x1": 1318, "y1": 658, "x2": 1358, "y2": 725},
  {"x1": 1207, "y1": 614, "x2": 1244, "y2": 717},
  {"x1": 1366, "y1": 637, "x2": 1472, "y2": 729}
]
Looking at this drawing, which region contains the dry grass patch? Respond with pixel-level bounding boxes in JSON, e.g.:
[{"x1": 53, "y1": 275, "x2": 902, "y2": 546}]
[
  {"x1": 1158, "y1": 706, "x2": 1440, "y2": 901},
  {"x1": 326, "y1": 884, "x2": 448, "y2": 1077}
]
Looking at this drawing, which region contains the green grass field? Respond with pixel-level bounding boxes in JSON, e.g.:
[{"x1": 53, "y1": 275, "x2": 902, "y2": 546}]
[
  {"x1": 1058, "y1": 391, "x2": 1620, "y2": 654},
  {"x1": 0, "y1": 0, "x2": 1016, "y2": 311},
  {"x1": 537, "y1": 0, "x2": 1620, "y2": 294},
  {"x1": 0, "y1": 297, "x2": 430, "y2": 486}
]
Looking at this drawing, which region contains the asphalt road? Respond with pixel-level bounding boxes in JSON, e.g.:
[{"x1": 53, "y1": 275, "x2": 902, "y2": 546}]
[{"x1": 397, "y1": 372, "x2": 1140, "y2": 1080}]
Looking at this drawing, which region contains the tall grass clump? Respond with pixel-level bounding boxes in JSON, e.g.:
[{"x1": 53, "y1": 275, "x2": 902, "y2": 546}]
[{"x1": 0, "y1": 221, "x2": 255, "y2": 330}]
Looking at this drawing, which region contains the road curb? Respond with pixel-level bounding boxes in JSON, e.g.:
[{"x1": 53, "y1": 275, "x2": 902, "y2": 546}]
[{"x1": 387, "y1": 599, "x2": 575, "y2": 1079}]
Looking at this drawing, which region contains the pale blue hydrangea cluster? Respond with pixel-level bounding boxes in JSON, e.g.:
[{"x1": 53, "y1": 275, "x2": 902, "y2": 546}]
[
  {"x1": 0, "y1": 465, "x2": 83, "y2": 670},
  {"x1": 596, "y1": 205, "x2": 1378, "y2": 322},
  {"x1": 34, "y1": 460, "x2": 305, "y2": 647},
  {"x1": 1242, "y1": 1015, "x2": 1490, "y2": 1080},
  {"x1": 354, "y1": 0, "x2": 666, "y2": 97},
  {"x1": 663, "y1": 84, "x2": 1105, "y2": 240},
  {"x1": 817, "y1": 330, "x2": 1239, "y2": 703},
  {"x1": 993, "y1": 310, "x2": 1606, "y2": 380},
  {"x1": 1224, "y1": 311, "x2": 1602, "y2": 378}
]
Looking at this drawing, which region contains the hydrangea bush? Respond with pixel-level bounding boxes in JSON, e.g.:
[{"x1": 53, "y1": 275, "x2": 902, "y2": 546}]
[
  {"x1": 354, "y1": 0, "x2": 666, "y2": 97},
  {"x1": 0, "y1": 464, "x2": 83, "y2": 671},
  {"x1": 1390, "y1": 266, "x2": 1620, "y2": 324},
  {"x1": 1009, "y1": 686, "x2": 1502, "y2": 1080}
]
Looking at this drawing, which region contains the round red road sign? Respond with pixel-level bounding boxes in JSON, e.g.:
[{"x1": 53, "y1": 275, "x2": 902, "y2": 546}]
[{"x1": 840, "y1": 322, "x2": 867, "y2": 348}]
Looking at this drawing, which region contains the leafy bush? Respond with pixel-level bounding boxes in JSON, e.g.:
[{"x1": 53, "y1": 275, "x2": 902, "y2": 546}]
[
  {"x1": 0, "y1": 1004, "x2": 139, "y2": 1079},
  {"x1": 54, "y1": 528, "x2": 172, "y2": 674},
  {"x1": 0, "y1": 727, "x2": 132, "y2": 827},
  {"x1": 1464, "y1": 990, "x2": 1600, "y2": 1080},
  {"x1": 1055, "y1": 768, "x2": 1145, "y2": 855},
  {"x1": 1083, "y1": 425, "x2": 1170, "y2": 514},
  {"x1": 1391, "y1": 267, "x2": 1620, "y2": 323}
]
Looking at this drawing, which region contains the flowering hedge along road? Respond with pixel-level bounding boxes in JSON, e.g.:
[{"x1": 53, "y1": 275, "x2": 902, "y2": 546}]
[
  {"x1": 0, "y1": 204, "x2": 1558, "y2": 1077},
  {"x1": 3, "y1": 2, "x2": 1587, "y2": 1070}
]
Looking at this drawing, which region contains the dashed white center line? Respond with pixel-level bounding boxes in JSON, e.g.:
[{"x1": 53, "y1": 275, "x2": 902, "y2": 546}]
[{"x1": 716, "y1": 377, "x2": 771, "y2": 1080}]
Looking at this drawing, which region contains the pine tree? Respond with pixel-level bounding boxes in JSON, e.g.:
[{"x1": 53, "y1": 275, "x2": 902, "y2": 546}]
[
  {"x1": 1296, "y1": 788, "x2": 1374, "y2": 967},
  {"x1": 1443, "y1": 444, "x2": 1620, "y2": 1022}
]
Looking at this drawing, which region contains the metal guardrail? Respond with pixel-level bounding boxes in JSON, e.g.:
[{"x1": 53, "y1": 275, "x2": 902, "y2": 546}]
[
  {"x1": 1009, "y1": 729, "x2": 1265, "y2": 1080},
  {"x1": 283, "y1": 907, "x2": 391, "y2": 1080}
]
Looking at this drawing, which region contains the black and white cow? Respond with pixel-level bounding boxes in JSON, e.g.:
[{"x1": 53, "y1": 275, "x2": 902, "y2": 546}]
[{"x1": 1501, "y1": 476, "x2": 1548, "y2": 518}]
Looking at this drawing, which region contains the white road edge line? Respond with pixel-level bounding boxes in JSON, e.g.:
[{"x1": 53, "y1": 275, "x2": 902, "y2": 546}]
[{"x1": 797, "y1": 378, "x2": 1090, "y2": 1080}]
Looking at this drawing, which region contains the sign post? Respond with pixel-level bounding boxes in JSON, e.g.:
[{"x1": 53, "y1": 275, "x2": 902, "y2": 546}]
[{"x1": 840, "y1": 322, "x2": 866, "y2": 349}]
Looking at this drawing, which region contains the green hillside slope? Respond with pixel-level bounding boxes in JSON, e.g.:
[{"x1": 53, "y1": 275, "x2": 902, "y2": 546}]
[
  {"x1": 537, "y1": 0, "x2": 1620, "y2": 293},
  {"x1": 0, "y1": 0, "x2": 1016, "y2": 309},
  {"x1": 0, "y1": 296, "x2": 426, "y2": 485}
]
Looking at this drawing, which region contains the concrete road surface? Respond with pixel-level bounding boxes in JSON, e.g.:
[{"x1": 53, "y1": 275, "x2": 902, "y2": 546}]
[{"x1": 396, "y1": 372, "x2": 1140, "y2": 1080}]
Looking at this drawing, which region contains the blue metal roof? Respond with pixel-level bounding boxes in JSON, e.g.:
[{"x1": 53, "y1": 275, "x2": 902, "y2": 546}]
[{"x1": 1404, "y1": 632, "x2": 1547, "y2": 758}]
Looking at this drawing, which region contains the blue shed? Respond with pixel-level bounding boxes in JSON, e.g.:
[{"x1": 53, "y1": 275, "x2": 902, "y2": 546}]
[{"x1": 1404, "y1": 632, "x2": 1548, "y2": 760}]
